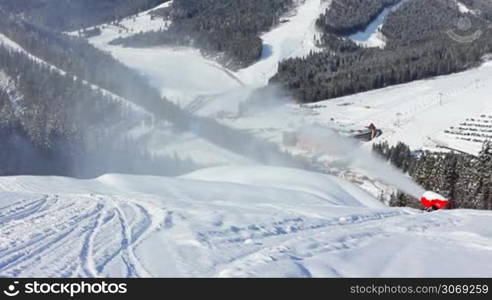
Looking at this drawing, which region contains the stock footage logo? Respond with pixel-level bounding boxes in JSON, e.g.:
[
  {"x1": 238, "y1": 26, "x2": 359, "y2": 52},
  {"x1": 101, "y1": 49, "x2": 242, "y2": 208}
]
[
  {"x1": 0, "y1": 280, "x2": 128, "y2": 298},
  {"x1": 446, "y1": 11, "x2": 492, "y2": 43},
  {"x1": 3, "y1": 281, "x2": 20, "y2": 297}
]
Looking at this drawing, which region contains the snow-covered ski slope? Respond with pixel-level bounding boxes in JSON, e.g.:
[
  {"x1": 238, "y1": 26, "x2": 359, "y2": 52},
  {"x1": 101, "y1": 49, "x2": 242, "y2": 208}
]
[
  {"x1": 1, "y1": 166, "x2": 492, "y2": 277},
  {"x1": 235, "y1": 0, "x2": 331, "y2": 86},
  {"x1": 2, "y1": 1, "x2": 492, "y2": 278},
  {"x1": 84, "y1": 0, "x2": 492, "y2": 155},
  {"x1": 303, "y1": 60, "x2": 492, "y2": 155},
  {"x1": 86, "y1": 0, "x2": 330, "y2": 108},
  {"x1": 218, "y1": 60, "x2": 492, "y2": 156}
]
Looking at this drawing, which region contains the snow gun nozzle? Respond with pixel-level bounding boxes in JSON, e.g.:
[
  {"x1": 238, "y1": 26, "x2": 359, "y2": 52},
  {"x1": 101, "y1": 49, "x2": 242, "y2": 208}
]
[{"x1": 420, "y1": 191, "x2": 449, "y2": 210}]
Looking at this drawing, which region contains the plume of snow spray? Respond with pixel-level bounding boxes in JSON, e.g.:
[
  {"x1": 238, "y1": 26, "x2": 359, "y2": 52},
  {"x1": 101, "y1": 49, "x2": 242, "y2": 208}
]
[
  {"x1": 232, "y1": 84, "x2": 425, "y2": 198},
  {"x1": 298, "y1": 126, "x2": 426, "y2": 199}
]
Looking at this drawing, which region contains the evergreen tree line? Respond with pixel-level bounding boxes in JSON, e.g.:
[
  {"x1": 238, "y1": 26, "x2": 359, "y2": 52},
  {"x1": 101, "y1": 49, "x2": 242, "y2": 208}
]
[
  {"x1": 0, "y1": 10, "x2": 198, "y2": 129},
  {"x1": 0, "y1": 11, "x2": 313, "y2": 176},
  {"x1": 0, "y1": 11, "x2": 164, "y2": 111},
  {"x1": 0, "y1": 12, "x2": 201, "y2": 178},
  {"x1": 373, "y1": 142, "x2": 492, "y2": 210},
  {"x1": 0, "y1": 0, "x2": 169, "y2": 31},
  {"x1": 381, "y1": 0, "x2": 485, "y2": 46},
  {"x1": 0, "y1": 46, "x2": 123, "y2": 149},
  {"x1": 273, "y1": 0, "x2": 492, "y2": 103},
  {"x1": 110, "y1": 0, "x2": 294, "y2": 69},
  {"x1": 461, "y1": 0, "x2": 492, "y2": 20},
  {"x1": 0, "y1": 44, "x2": 198, "y2": 178},
  {"x1": 316, "y1": 0, "x2": 399, "y2": 35},
  {"x1": 272, "y1": 31, "x2": 492, "y2": 102}
]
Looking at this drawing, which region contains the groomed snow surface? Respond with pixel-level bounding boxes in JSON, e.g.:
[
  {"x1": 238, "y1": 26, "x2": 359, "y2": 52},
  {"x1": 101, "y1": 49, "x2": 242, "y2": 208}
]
[{"x1": 1, "y1": 166, "x2": 492, "y2": 278}]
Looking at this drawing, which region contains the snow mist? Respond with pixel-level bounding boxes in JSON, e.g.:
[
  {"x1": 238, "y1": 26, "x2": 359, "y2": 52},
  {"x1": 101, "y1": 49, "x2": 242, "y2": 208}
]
[
  {"x1": 298, "y1": 126, "x2": 426, "y2": 199},
  {"x1": 237, "y1": 85, "x2": 425, "y2": 198}
]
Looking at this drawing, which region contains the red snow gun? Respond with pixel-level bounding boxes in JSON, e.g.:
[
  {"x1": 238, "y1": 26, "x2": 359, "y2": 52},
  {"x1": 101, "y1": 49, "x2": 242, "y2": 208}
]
[{"x1": 420, "y1": 191, "x2": 449, "y2": 211}]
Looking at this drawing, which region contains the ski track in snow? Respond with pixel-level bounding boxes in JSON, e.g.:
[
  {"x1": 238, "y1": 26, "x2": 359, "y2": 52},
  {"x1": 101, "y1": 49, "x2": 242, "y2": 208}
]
[
  {"x1": 1, "y1": 170, "x2": 492, "y2": 277},
  {"x1": 0, "y1": 191, "x2": 165, "y2": 277}
]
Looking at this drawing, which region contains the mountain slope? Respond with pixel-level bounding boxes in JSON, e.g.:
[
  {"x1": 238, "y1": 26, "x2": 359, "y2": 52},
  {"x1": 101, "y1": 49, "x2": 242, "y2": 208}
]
[
  {"x1": 1, "y1": 166, "x2": 491, "y2": 277},
  {"x1": 0, "y1": 0, "x2": 170, "y2": 31},
  {"x1": 217, "y1": 59, "x2": 492, "y2": 158},
  {"x1": 1, "y1": 0, "x2": 492, "y2": 279},
  {"x1": 108, "y1": 0, "x2": 296, "y2": 69},
  {"x1": 273, "y1": 0, "x2": 492, "y2": 103},
  {"x1": 0, "y1": 33, "x2": 148, "y2": 176},
  {"x1": 1, "y1": 11, "x2": 267, "y2": 177},
  {"x1": 86, "y1": 0, "x2": 330, "y2": 112}
]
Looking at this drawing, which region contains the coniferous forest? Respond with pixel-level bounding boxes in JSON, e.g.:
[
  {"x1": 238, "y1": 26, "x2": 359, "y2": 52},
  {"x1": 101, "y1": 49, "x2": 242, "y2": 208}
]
[
  {"x1": 273, "y1": 0, "x2": 492, "y2": 103},
  {"x1": 0, "y1": 7, "x2": 199, "y2": 177},
  {"x1": 0, "y1": 6, "x2": 303, "y2": 177},
  {"x1": 0, "y1": 41, "x2": 197, "y2": 178},
  {"x1": 316, "y1": 0, "x2": 399, "y2": 35},
  {"x1": 0, "y1": 0, "x2": 170, "y2": 31},
  {"x1": 373, "y1": 142, "x2": 492, "y2": 210},
  {"x1": 110, "y1": 0, "x2": 294, "y2": 69}
]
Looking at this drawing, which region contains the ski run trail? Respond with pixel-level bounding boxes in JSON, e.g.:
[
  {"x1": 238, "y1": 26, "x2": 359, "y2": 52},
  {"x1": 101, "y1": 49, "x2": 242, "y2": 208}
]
[{"x1": 1, "y1": 167, "x2": 492, "y2": 277}]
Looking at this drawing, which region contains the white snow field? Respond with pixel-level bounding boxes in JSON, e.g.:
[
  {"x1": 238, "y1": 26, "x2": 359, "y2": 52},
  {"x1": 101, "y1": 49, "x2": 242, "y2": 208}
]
[{"x1": 1, "y1": 166, "x2": 492, "y2": 278}]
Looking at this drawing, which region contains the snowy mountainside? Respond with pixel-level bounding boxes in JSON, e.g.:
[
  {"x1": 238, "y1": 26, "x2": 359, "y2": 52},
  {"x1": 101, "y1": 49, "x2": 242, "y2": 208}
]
[
  {"x1": 84, "y1": 0, "x2": 330, "y2": 108},
  {"x1": 218, "y1": 60, "x2": 492, "y2": 156},
  {"x1": 0, "y1": 70, "x2": 24, "y2": 118},
  {"x1": 181, "y1": 166, "x2": 383, "y2": 208},
  {"x1": 1, "y1": 166, "x2": 492, "y2": 277},
  {"x1": 0, "y1": 33, "x2": 145, "y2": 115},
  {"x1": 0, "y1": 31, "x2": 260, "y2": 172},
  {"x1": 304, "y1": 60, "x2": 492, "y2": 155},
  {"x1": 0, "y1": 0, "x2": 171, "y2": 31},
  {"x1": 72, "y1": 1, "x2": 174, "y2": 43},
  {"x1": 1, "y1": 0, "x2": 492, "y2": 279},
  {"x1": 235, "y1": 0, "x2": 332, "y2": 86},
  {"x1": 83, "y1": 0, "x2": 492, "y2": 156},
  {"x1": 66, "y1": 0, "x2": 492, "y2": 202}
]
